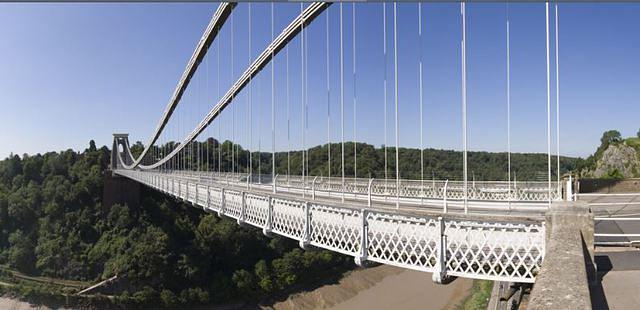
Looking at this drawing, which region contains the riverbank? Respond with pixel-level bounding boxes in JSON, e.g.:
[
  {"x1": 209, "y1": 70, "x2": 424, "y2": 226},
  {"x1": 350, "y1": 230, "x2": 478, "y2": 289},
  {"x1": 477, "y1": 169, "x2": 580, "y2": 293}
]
[
  {"x1": 268, "y1": 265, "x2": 473, "y2": 310},
  {"x1": 0, "y1": 297, "x2": 69, "y2": 310},
  {"x1": 0, "y1": 265, "x2": 474, "y2": 310}
]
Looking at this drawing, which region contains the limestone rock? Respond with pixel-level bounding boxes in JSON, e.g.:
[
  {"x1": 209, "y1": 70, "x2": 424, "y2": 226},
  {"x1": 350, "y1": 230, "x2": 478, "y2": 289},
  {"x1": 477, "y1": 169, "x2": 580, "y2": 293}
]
[{"x1": 593, "y1": 143, "x2": 640, "y2": 178}]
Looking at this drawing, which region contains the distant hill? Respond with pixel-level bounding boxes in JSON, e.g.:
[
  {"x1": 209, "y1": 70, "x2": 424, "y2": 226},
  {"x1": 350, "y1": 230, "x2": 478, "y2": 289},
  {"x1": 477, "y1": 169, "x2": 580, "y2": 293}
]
[{"x1": 132, "y1": 140, "x2": 581, "y2": 182}]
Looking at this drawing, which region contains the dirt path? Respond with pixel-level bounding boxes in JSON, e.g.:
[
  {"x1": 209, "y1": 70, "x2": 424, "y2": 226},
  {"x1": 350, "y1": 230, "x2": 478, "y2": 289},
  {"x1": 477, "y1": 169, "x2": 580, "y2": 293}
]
[
  {"x1": 270, "y1": 265, "x2": 473, "y2": 310},
  {"x1": 0, "y1": 297, "x2": 63, "y2": 310}
]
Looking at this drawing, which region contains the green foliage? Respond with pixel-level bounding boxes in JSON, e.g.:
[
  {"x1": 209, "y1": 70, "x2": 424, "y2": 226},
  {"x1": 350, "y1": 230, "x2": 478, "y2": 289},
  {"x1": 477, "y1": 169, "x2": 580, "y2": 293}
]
[
  {"x1": 160, "y1": 289, "x2": 178, "y2": 307},
  {"x1": 0, "y1": 141, "x2": 352, "y2": 307},
  {"x1": 604, "y1": 169, "x2": 624, "y2": 179},
  {"x1": 457, "y1": 280, "x2": 493, "y2": 310},
  {"x1": 0, "y1": 138, "x2": 585, "y2": 307},
  {"x1": 578, "y1": 130, "x2": 625, "y2": 173},
  {"x1": 601, "y1": 130, "x2": 622, "y2": 147},
  {"x1": 169, "y1": 139, "x2": 579, "y2": 182},
  {"x1": 625, "y1": 137, "x2": 640, "y2": 152},
  {"x1": 8, "y1": 230, "x2": 35, "y2": 274}
]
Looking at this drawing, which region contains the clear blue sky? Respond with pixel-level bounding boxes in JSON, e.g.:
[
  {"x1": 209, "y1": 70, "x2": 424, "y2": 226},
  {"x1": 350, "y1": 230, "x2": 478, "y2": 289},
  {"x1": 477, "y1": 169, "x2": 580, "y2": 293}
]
[{"x1": 1, "y1": 2, "x2": 639, "y2": 159}]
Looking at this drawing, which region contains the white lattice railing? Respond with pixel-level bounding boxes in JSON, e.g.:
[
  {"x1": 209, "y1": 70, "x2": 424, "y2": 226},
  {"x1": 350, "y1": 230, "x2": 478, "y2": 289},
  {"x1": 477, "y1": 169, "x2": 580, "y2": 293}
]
[
  {"x1": 159, "y1": 171, "x2": 561, "y2": 203},
  {"x1": 116, "y1": 169, "x2": 545, "y2": 283}
]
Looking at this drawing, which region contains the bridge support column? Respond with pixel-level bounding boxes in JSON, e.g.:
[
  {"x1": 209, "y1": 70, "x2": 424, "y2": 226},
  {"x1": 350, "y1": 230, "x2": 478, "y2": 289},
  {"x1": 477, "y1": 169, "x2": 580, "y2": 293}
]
[
  {"x1": 262, "y1": 197, "x2": 273, "y2": 237},
  {"x1": 237, "y1": 192, "x2": 247, "y2": 227},
  {"x1": 355, "y1": 209, "x2": 369, "y2": 267},
  {"x1": 177, "y1": 180, "x2": 182, "y2": 198},
  {"x1": 217, "y1": 188, "x2": 225, "y2": 218},
  {"x1": 432, "y1": 216, "x2": 449, "y2": 284},
  {"x1": 193, "y1": 183, "x2": 198, "y2": 206},
  {"x1": 205, "y1": 186, "x2": 211, "y2": 211},
  {"x1": 103, "y1": 172, "x2": 140, "y2": 209},
  {"x1": 299, "y1": 202, "x2": 311, "y2": 250},
  {"x1": 529, "y1": 201, "x2": 594, "y2": 309}
]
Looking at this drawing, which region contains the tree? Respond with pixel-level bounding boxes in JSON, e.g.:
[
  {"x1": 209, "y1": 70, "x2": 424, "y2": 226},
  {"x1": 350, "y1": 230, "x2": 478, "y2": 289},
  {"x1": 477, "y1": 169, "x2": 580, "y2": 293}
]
[
  {"x1": 600, "y1": 130, "x2": 622, "y2": 147},
  {"x1": 0, "y1": 138, "x2": 584, "y2": 307},
  {"x1": 232, "y1": 269, "x2": 255, "y2": 293},
  {"x1": 8, "y1": 230, "x2": 36, "y2": 274}
]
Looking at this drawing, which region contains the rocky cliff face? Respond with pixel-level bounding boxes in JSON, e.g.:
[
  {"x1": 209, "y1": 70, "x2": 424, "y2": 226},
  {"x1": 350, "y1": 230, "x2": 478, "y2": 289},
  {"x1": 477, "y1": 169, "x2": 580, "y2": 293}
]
[{"x1": 592, "y1": 143, "x2": 640, "y2": 178}]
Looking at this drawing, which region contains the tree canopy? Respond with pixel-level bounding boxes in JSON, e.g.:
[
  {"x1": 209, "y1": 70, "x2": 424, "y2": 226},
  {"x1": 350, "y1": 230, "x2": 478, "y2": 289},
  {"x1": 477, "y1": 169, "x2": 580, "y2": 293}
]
[
  {"x1": 0, "y1": 139, "x2": 582, "y2": 307},
  {"x1": 0, "y1": 142, "x2": 350, "y2": 307}
]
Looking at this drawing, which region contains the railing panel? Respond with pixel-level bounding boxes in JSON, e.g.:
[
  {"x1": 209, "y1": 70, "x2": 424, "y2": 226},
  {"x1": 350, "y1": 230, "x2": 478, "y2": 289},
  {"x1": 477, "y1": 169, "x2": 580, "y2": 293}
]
[
  {"x1": 271, "y1": 198, "x2": 305, "y2": 240},
  {"x1": 196, "y1": 184, "x2": 207, "y2": 206},
  {"x1": 366, "y1": 211, "x2": 439, "y2": 272},
  {"x1": 444, "y1": 220, "x2": 544, "y2": 283},
  {"x1": 224, "y1": 190, "x2": 243, "y2": 219},
  {"x1": 179, "y1": 182, "x2": 188, "y2": 200},
  {"x1": 309, "y1": 204, "x2": 361, "y2": 256},
  {"x1": 208, "y1": 187, "x2": 223, "y2": 211},
  {"x1": 245, "y1": 193, "x2": 269, "y2": 228},
  {"x1": 187, "y1": 183, "x2": 197, "y2": 204}
]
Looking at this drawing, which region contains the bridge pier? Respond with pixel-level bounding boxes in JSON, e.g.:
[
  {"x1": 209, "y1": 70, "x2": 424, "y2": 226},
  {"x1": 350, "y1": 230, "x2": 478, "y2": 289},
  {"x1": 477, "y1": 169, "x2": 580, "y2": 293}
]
[
  {"x1": 103, "y1": 171, "x2": 140, "y2": 209},
  {"x1": 529, "y1": 201, "x2": 594, "y2": 309}
]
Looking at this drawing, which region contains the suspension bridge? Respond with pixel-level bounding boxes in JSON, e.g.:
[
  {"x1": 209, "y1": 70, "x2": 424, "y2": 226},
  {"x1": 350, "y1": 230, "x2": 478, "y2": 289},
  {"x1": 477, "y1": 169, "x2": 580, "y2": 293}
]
[{"x1": 109, "y1": 2, "x2": 639, "y2": 307}]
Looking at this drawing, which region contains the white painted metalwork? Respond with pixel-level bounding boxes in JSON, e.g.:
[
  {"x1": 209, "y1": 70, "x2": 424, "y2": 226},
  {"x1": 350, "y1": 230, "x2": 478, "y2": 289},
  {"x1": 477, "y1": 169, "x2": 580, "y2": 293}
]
[
  {"x1": 555, "y1": 3, "x2": 562, "y2": 199},
  {"x1": 394, "y1": 3, "x2": 400, "y2": 210},
  {"x1": 506, "y1": 5, "x2": 512, "y2": 210},
  {"x1": 119, "y1": 2, "x2": 236, "y2": 170},
  {"x1": 123, "y1": 3, "x2": 330, "y2": 171},
  {"x1": 107, "y1": 3, "x2": 573, "y2": 285},
  {"x1": 115, "y1": 169, "x2": 545, "y2": 283},
  {"x1": 461, "y1": 2, "x2": 468, "y2": 214},
  {"x1": 594, "y1": 216, "x2": 640, "y2": 246},
  {"x1": 545, "y1": 2, "x2": 552, "y2": 205}
]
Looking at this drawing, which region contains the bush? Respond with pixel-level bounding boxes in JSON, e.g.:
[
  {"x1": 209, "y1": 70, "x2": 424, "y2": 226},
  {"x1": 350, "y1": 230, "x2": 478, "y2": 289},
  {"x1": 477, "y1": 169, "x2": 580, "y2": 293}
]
[
  {"x1": 132, "y1": 286, "x2": 158, "y2": 305},
  {"x1": 459, "y1": 280, "x2": 493, "y2": 310},
  {"x1": 160, "y1": 289, "x2": 177, "y2": 307},
  {"x1": 604, "y1": 169, "x2": 624, "y2": 179},
  {"x1": 232, "y1": 269, "x2": 255, "y2": 293},
  {"x1": 179, "y1": 287, "x2": 209, "y2": 304}
]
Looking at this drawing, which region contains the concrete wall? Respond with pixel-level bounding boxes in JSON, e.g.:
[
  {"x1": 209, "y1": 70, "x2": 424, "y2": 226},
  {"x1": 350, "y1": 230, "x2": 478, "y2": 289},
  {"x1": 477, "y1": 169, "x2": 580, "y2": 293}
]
[
  {"x1": 578, "y1": 178, "x2": 640, "y2": 193},
  {"x1": 103, "y1": 172, "x2": 140, "y2": 210},
  {"x1": 529, "y1": 202, "x2": 594, "y2": 310}
]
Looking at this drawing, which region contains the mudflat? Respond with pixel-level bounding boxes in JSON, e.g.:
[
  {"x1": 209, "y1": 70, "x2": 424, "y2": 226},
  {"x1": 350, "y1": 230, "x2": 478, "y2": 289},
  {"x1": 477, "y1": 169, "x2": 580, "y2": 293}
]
[
  {"x1": 0, "y1": 297, "x2": 61, "y2": 310},
  {"x1": 272, "y1": 265, "x2": 473, "y2": 310}
]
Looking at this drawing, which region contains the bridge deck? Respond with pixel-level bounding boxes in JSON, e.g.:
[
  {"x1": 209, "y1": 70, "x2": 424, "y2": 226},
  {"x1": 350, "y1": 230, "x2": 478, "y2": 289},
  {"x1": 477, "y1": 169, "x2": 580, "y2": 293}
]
[
  {"x1": 115, "y1": 169, "x2": 545, "y2": 284},
  {"x1": 146, "y1": 170, "x2": 552, "y2": 219}
]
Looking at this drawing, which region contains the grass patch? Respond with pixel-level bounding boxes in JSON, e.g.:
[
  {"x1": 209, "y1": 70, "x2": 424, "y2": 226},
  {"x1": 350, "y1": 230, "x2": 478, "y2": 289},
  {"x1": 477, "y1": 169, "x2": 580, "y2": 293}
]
[
  {"x1": 457, "y1": 280, "x2": 493, "y2": 310},
  {"x1": 625, "y1": 137, "x2": 640, "y2": 151}
]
